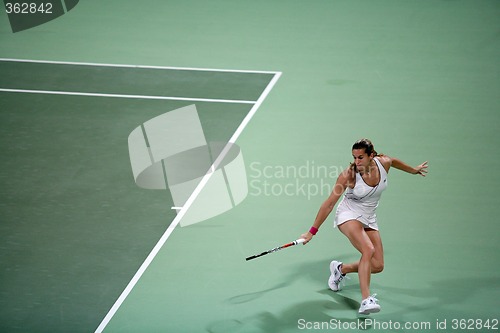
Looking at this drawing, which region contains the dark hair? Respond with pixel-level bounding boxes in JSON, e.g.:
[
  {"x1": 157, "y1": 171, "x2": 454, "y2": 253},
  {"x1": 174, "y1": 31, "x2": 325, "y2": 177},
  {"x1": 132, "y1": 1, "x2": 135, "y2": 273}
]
[
  {"x1": 352, "y1": 138, "x2": 378, "y2": 156},
  {"x1": 350, "y1": 138, "x2": 381, "y2": 172}
]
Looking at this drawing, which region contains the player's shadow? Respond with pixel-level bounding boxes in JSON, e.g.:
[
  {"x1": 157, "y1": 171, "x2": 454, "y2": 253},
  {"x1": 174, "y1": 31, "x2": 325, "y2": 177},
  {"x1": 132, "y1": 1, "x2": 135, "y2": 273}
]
[
  {"x1": 225, "y1": 282, "x2": 290, "y2": 305},
  {"x1": 215, "y1": 252, "x2": 500, "y2": 333},
  {"x1": 225, "y1": 255, "x2": 356, "y2": 305},
  {"x1": 208, "y1": 299, "x2": 369, "y2": 333},
  {"x1": 318, "y1": 288, "x2": 360, "y2": 310},
  {"x1": 210, "y1": 256, "x2": 370, "y2": 333}
]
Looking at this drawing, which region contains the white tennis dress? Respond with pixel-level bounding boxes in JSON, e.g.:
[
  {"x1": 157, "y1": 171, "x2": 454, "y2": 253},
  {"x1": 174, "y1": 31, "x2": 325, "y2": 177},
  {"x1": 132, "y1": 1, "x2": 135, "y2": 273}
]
[{"x1": 334, "y1": 157, "x2": 388, "y2": 230}]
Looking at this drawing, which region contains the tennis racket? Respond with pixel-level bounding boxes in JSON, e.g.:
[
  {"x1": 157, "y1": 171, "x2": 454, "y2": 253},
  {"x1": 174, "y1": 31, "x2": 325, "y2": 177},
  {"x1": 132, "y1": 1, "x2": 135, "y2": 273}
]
[{"x1": 245, "y1": 238, "x2": 305, "y2": 261}]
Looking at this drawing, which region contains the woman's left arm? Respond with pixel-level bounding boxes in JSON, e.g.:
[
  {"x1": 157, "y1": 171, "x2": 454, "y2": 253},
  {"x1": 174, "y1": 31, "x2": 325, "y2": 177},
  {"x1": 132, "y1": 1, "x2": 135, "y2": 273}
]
[{"x1": 379, "y1": 155, "x2": 428, "y2": 176}]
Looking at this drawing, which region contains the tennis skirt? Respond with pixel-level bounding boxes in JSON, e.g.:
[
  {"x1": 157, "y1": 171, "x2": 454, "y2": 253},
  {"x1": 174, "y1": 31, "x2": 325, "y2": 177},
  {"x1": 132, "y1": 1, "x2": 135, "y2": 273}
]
[{"x1": 334, "y1": 202, "x2": 379, "y2": 231}]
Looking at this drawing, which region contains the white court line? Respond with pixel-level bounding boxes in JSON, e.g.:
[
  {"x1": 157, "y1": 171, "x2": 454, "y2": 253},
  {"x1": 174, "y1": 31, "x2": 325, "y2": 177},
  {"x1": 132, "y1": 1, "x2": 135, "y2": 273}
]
[
  {"x1": 0, "y1": 57, "x2": 278, "y2": 74},
  {"x1": 0, "y1": 88, "x2": 256, "y2": 104},
  {"x1": 0, "y1": 58, "x2": 275, "y2": 103},
  {"x1": 92, "y1": 69, "x2": 281, "y2": 332}
]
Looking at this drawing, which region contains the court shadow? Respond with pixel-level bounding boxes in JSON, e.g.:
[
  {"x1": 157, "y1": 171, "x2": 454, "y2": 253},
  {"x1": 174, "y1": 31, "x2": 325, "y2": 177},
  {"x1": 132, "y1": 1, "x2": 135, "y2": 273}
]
[
  {"x1": 213, "y1": 255, "x2": 366, "y2": 333},
  {"x1": 318, "y1": 288, "x2": 360, "y2": 310},
  {"x1": 225, "y1": 255, "x2": 355, "y2": 306},
  {"x1": 211, "y1": 266, "x2": 499, "y2": 332},
  {"x1": 206, "y1": 299, "x2": 370, "y2": 333},
  {"x1": 226, "y1": 282, "x2": 290, "y2": 304}
]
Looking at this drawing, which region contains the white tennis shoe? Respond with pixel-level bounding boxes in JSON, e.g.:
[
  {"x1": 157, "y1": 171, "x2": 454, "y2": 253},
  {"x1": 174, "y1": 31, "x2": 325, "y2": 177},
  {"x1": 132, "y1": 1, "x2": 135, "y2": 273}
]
[
  {"x1": 328, "y1": 260, "x2": 348, "y2": 291},
  {"x1": 358, "y1": 294, "x2": 381, "y2": 315}
]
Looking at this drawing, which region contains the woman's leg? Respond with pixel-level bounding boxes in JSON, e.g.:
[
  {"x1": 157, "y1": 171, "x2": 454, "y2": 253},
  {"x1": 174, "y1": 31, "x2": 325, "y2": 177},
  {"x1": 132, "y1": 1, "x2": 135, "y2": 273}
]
[
  {"x1": 338, "y1": 220, "x2": 378, "y2": 299},
  {"x1": 341, "y1": 228, "x2": 384, "y2": 274}
]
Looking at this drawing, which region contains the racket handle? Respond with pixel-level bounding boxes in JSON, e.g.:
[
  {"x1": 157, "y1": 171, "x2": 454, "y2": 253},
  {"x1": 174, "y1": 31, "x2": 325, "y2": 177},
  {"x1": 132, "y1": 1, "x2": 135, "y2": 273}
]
[{"x1": 295, "y1": 238, "x2": 306, "y2": 244}]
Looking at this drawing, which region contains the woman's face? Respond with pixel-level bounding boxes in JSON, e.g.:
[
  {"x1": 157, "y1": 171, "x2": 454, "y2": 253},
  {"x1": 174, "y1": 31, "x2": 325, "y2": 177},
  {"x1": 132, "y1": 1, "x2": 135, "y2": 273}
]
[{"x1": 352, "y1": 148, "x2": 373, "y2": 172}]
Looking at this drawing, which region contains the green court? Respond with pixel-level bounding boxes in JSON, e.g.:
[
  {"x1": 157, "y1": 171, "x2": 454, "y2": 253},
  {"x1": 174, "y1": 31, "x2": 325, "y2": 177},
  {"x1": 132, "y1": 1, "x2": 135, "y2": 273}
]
[{"x1": 0, "y1": 1, "x2": 499, "y2": 333}]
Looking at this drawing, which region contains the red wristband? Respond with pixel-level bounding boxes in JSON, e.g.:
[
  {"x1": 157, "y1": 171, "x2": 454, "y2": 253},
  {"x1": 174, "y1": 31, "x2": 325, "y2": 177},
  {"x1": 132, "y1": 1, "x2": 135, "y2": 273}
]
[{"x1": 309, "y1": 226, "x2": 318, "y2": 235}]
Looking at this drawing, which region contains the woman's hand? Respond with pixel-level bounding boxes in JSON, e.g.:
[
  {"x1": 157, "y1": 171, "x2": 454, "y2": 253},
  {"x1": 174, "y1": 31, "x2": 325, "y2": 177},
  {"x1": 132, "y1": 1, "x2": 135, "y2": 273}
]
[
  {"x1": 414, "y1": 161, "x2": 428, "y2": 176},
  {"x1": 300, "y1": 232, "x2": 313, "y2": 244}
]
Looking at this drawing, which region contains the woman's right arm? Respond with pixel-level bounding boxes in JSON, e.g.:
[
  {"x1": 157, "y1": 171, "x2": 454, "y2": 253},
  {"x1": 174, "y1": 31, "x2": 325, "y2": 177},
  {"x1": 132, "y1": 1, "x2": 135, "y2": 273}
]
[{"x1": 300, "y1": 168, "x2": 351, "y2": 244}]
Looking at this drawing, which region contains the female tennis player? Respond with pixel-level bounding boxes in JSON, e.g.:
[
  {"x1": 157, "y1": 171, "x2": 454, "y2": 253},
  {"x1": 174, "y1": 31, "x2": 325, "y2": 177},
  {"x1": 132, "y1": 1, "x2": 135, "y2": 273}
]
[{"x1": 300, "y1": 138, "x2": 427, "y2": 315}]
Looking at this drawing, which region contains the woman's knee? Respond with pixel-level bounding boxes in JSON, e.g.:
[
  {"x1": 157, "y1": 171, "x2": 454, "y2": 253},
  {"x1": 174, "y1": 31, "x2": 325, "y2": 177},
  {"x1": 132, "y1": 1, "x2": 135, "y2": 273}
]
[
  {"x1": 371, "y1": 260, "x2": 384, "y2": 273},
  {"x1": 361, "y1": 245, "x2": 375, "y2": 259}
]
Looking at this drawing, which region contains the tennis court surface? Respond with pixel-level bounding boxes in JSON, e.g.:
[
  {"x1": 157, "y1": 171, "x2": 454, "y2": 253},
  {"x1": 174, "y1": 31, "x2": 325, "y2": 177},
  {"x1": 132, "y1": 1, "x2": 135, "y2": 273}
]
[{"x1": 1, "y1": 1, "x2": 499, "y2": 332}]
